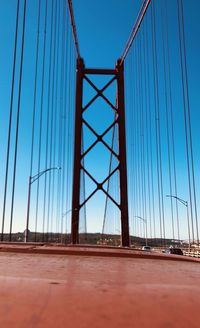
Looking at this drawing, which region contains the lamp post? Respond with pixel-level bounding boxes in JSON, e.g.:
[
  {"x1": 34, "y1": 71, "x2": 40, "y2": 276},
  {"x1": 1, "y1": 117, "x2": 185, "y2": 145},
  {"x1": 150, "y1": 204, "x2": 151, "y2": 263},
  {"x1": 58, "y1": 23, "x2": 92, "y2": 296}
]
[
  {"x1": 62, "y1": 209, "x2": 74, "y2": 218},
  {"x1": 61, "y1": 209, "x2": 72, "y2": 244},
  {"x1": 166, "y1": 195, "x2": 191, "y2": 251},
  {"x1": 134, "y1": 216, "x2": 148, "y2": 246},
  {"x1": 61, "y1": 208, "x2": 78, "y2": 244},
  {"x1": 25, "y1": 167, "x2": 61, "y2": 242}
]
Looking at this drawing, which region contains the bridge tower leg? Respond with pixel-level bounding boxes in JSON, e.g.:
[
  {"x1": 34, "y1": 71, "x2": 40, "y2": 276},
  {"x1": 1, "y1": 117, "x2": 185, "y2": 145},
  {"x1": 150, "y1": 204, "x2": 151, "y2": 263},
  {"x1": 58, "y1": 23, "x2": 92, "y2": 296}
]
[
  {"x1": 71, "y1": 58, "x2": 84, "y2": 244},
  {"x1": 116, "y1": 60, "x2": 130, "y2": 247},
  {"x1": 71, "y1": 58, "x2": 129, "y2": 247}
]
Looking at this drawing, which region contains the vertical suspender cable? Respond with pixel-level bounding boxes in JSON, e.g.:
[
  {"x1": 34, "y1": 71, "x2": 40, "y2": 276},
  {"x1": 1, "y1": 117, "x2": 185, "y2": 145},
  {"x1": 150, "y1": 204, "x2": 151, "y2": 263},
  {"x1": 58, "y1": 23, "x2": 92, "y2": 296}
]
[
  {"x1": 177, "y1": 0, "x2": 198, "y2": 244},
  {"x1": 161, "y1": 1, "x2": 175, "y2": 240},
  {"x1": 81, "y1": 134, "x2": 87, "y2": 236},
  {"x1": 151, "y1": 2, "x2": 163, "y2": 240},
  {"x1": 133, "y1": 46, "x2": 140, "y2": 237},
  {"x1": 145, "y1": 14, "x2": 156, "y2": 238},
  {"x1": 177, "y1": 0, "x2": 195, "y2": 243},
  {"x1": 34, "y1": 0, "x2": 48, "y2": 241},
  {"x1": 27, "y1": 0, "x2": 41, "y2": 241},
  {"x1": 42, "y1": 0, "x2": 54, "y2": 240},
  {"x1": 151, "y1": 4, "x2": 162, "y2": 242},
  {"x1": 9, "y1": 0, "x2": 27, "y2": 241},
  {"x1": 141, "y1": 31, "x2": 148, "y2": 240},
  {"x1": 143, "y1": 19, "x2": 152, "y2": 238},
  {"x1": 151, "y1": 3, "x2": 166, "y2": 244},
  {"x1": 47, "y1": 0, "x2": 57, "y2": 240},
  {"x1": 50, "y1": 0, "x2": 61, "y2": 237},
  {"x1": 61, "y1": 3, "x2": 70, "y2": 239},
  {"x1": 165, "y1": 2, "x2": 180, "y2": 241},
  {"x1": 29, "y1": 0, "x2": 41, "y2": 180},
  {"x1": 1, "y1": 0, "x2": 20, "y2": 241},
  {"x1": 65, "y1": 34, "x2": 74, "y2": 238},
  {"x1": 129, "y1": 55, "x2": 135, "y2": 237},
  {"x1": 136, "y1": 39, "x2": 142, "y2": 237},
  {"x1": 102, "y1": 111, "x2": 117, "y2": 235},
  {"x1": 65, "y1": 37, "x2": 72, "y2": 239},
  {"x1": 127, "y1": 53, "x2": 134, "y2": 238},
  {"x1": 138, "y1": 37, "x2": 147, "y2": 241},
  {"x1": 56, "y1": 0, "x2": 66, "y2": 235}
]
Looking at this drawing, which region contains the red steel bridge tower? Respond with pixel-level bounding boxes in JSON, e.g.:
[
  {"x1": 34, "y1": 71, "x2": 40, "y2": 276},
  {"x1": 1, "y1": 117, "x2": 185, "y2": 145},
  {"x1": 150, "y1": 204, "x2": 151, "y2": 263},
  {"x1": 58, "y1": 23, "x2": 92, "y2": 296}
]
[{"x1": 71, "y1": 58, "x2": 130, "y2": 247}]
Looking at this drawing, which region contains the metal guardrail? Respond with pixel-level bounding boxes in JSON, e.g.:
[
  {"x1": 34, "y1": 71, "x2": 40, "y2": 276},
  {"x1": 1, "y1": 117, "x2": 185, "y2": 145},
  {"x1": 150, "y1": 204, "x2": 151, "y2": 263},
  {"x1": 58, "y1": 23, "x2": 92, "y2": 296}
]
[
  {"x1": 184, "y1": 251, "x2": 200, "y2": 258},
  {"x1": 152, "y1": 247, "x2": 200, "y2": 258}
]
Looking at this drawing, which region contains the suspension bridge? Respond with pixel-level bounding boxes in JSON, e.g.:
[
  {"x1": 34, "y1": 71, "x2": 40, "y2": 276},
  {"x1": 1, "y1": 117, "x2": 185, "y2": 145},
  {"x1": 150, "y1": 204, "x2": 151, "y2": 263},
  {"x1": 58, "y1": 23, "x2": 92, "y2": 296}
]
[
  {"x1": 0, "y1": 1, "x2": 200, "y2": 326},
  {"x1": 0, "y1": 0, "x2": 199, "y2": 250}
]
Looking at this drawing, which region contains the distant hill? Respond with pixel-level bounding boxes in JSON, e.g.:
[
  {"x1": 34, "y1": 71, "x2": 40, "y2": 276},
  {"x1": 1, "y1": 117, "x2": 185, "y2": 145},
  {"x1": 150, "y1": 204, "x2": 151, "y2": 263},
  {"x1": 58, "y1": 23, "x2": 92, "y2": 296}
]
[{"x1": 0, "y1": 231, "x2": 188, "y2": 248}]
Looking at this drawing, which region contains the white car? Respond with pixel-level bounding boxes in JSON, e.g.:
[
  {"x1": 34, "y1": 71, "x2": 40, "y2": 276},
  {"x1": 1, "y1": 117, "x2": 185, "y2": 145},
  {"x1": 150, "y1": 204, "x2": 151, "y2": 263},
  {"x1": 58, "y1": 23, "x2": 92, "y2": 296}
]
[{"x1": 142, "y1": 246, "x2": 151, "y2": 251}]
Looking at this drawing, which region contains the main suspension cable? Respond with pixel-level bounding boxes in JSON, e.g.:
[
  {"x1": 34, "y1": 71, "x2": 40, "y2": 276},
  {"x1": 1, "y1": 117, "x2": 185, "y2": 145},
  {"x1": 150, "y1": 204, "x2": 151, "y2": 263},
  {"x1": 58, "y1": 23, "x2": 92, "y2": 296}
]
[
  {"x1": 120, "y1": 0, "x2": 152, "y2": 64},
  {"x1": 67, "y1": 0, "x2": 80, "y2": 58}
]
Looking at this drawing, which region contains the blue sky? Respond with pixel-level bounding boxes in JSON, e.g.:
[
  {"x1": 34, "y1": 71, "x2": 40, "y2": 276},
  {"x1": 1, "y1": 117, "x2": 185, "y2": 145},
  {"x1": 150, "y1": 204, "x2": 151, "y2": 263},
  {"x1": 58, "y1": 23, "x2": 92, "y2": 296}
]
[{"x1": 73, "y1": 0, "x2": 143, "y2": 68}]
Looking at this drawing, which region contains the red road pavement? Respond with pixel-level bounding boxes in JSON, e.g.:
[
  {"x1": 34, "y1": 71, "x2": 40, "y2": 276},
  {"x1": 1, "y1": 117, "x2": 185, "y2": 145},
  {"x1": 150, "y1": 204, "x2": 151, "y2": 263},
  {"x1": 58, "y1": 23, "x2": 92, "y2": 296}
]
[{"x1": 0, "y1": 245, "x2": 200, "y2": 328}]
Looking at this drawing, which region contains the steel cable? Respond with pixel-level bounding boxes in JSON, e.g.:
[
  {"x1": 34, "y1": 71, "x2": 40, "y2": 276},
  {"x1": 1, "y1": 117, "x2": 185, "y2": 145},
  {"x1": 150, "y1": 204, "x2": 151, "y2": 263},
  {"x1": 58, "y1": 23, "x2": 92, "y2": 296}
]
[
  {"x1": 34, "y1": 0, "x2": 48, "y2": 241},
  {"x1": 1, "y1": 0, "x2": 20, "y2": 241},
  {"x1": 42, "y1": 0, "x2": 54, "y2": 241},
  {"x1": 9, "y1": 0, "x2": 27, "y2": 241},
  {"x1": 177, "y1": 0, "x2": 199, "y2": 245}
]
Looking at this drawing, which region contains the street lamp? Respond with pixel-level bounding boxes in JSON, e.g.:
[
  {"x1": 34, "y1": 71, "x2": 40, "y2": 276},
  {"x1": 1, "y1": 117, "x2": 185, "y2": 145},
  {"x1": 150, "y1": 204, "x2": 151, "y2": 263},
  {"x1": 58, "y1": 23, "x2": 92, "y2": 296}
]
[
  {"x1": 25, "y1": 167, "x2": 61, "y2": 242},
  {"x1": 61, "y1": 208, "x2": 78, "y2": 244},
  {"x1": 166, "y1": 195, "x2": 191, "y2": 251},
  {"x1": 60, "y1": 210, "x2": 71, "y2": 244},
  {"x1": 62, "y1": 209, "x2": 74, "y2": 218},
  {"x1": 134, "y1": 216, "x2": 148, "y2": 246}
]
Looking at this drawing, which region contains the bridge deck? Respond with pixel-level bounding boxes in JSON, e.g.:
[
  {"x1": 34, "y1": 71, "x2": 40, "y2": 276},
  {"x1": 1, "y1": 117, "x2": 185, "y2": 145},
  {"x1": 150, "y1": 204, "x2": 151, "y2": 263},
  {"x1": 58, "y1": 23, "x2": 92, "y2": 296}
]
[{"x1": 0, "y1": 245, "x2": 199, "y2": 328}]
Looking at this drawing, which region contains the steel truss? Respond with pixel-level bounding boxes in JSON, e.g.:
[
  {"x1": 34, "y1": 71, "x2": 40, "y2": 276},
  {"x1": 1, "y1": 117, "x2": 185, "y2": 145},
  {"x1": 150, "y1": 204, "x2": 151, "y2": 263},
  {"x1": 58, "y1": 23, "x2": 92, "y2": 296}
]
[{"x1": 71, "y1": 58, "x2": 129, "y2": 246}]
